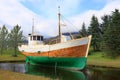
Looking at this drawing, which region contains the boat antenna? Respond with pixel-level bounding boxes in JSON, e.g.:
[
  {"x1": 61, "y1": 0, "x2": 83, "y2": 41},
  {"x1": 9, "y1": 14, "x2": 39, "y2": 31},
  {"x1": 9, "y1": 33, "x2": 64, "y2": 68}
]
[
  {"x1": 32, "y1": 17, "x2": 34, "y2": 35},
  {"x1": 58, "y1": 6, "x2": 61, "y2": 42}
]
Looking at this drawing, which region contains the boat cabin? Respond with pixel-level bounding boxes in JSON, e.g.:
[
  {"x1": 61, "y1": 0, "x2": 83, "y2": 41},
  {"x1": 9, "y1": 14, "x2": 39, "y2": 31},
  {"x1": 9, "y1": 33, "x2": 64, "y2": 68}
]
[{"x1": 28, "y1": 34, "x2": 44, "y2": 45}]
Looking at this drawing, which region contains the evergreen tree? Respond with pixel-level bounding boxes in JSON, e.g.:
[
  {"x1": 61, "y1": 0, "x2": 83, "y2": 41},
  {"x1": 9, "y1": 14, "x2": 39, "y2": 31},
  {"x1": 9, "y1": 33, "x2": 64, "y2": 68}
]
[
  {"x1": 0, "y1": 25, "x2": 8, "y2": 55},
  {"x1": 101, "y1": 15, "x2": 111, "y2": 34},
  {"x1": 9, "y1": 24, "x2": 23, "y2": 57},
  {"x1": 79, "y1": 23, "x2": 87, "y2": 37},
  {"x1": 100, "y1": 15, "x2": 111, "y2": 50},
  {"x1": 103, "y1": 9, "x2": 120, "y2": 57},
  {"x1": 88, "y1": 15, "x2": 101, "y2": 51}
]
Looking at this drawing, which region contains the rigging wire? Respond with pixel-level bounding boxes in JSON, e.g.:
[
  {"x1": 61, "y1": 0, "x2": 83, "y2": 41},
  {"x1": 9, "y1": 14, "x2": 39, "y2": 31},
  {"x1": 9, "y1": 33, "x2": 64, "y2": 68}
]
[
  {"x1": 60, "y1": 15, "x2": 74, "y2": 39},
  {"x1": 60, "y1": 14, "x2": 80, "y2": 39},
  {"x1": 57, "y1": 0, "x2": 79, "y2": 32},
  {"x1": 57, "y1": 0, "x2": 79, "y2": 39},
  {"x1": 64, "y1": 26, "x2": 74, "y2": 39},
  {"x1": 61, "y1": 14, "x2": 80, "y2": 31}
]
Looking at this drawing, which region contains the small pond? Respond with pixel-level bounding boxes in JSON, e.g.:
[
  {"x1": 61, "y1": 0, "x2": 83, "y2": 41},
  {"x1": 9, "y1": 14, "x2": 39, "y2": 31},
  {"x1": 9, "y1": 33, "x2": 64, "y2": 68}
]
[{"x1": 0, "y1": 63, "x2": 120, "y2": 80}]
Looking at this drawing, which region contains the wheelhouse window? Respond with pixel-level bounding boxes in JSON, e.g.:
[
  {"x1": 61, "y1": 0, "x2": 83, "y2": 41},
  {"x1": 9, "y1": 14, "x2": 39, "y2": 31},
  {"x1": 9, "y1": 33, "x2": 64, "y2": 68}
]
[
  {"x1": 41, "y1": 36, "x2": 43, "y2": 41},
  {"x1": 30, "y1": 35, "x2": 44, "y2": 41},
  {"x1": 33, "y1": 36, "x2": 36, "y2": 40},
  {"x1": 37, "y1": 36, "x2": 40, "y2": 40}
]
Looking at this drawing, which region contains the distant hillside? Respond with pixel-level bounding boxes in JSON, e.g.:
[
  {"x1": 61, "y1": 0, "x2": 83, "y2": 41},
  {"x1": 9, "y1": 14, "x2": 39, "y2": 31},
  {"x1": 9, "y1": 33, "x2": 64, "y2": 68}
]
[
  {"x1": 63, "y1": 31, "x2": 80, "y2": 39},
  {"x1": 62, "y1": 32, "x2": 79, "y2": 36}
]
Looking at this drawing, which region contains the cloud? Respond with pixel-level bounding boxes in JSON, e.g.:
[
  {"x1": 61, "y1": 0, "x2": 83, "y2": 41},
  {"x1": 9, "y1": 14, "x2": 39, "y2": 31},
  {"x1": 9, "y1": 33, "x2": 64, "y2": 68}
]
[
  {"x1": 0, "y1": 0, "x2": 120, "y2": 37},
  {"x1": 0, "y1": 0, "x2": 49, "y2": 36},
  {"x1": 0, "y1": 0, "x2": 35, "y2": 33},
  {"x1": 0, "y1": 0, "x2": 82, "y2": 37},
  {"x1": 19, "y1": 0, "x2": 82, "y2": 17},
  {"x1": 69, "y1": 0, "x2": 120, "y2": 30}
]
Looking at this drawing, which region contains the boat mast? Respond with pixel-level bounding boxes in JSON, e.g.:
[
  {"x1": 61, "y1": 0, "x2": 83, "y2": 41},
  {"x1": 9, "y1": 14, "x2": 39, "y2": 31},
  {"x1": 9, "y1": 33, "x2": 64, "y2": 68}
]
[
  {"x1": 58, "y1": 6, "x2": 61, "y2": 42},
  {"x1": 32, "y1": 18, "x2": 34, "y2": 35}
]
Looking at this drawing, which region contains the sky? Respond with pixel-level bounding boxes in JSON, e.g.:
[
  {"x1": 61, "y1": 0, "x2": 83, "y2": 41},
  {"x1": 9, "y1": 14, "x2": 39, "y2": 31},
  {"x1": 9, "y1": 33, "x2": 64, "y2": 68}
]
[{"x1": 0, "y1": 0, "x2": 120, "y2": 37}]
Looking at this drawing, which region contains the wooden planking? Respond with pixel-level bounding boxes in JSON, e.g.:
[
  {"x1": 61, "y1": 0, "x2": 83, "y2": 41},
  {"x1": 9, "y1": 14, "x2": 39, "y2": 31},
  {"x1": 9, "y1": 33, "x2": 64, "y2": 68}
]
[
  {"x1": 21, "y1": 44, "x2": 88, "y2": 57},
  {"x1": 19, "y1": 37, "x2": 88, "y2": 53}
]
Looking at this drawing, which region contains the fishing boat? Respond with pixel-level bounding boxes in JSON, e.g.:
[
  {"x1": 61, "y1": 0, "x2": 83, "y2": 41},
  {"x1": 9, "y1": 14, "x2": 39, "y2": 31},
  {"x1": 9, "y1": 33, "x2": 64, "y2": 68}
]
[{"x1": 18, "y1": 6, "x2": 92, "y2": 70}]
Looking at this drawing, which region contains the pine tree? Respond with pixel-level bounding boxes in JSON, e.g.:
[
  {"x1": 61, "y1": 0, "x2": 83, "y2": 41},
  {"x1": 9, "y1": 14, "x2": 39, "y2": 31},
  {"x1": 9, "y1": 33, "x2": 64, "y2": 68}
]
[
  {"x1": 9, "y1": 24, "x2": 23, "y2": 57},
  {"x1": 103, "y1": 9, "x2": 120, "y2": 57},
  {"x1": 0, "y1": 25, "x2": 8, "y2": 55},
  {"x1": 79, "y1": 23, "x2": 87, "y2": 37},
  {"x1": 101, "y1": 15, "x2": 111, "y2": 34},
  {"x1": 88, "y1": 15, "x2": 101, "y2": 51},
  {"x1": 100, "y1": 15, "x2": 111, "y2": 50}
]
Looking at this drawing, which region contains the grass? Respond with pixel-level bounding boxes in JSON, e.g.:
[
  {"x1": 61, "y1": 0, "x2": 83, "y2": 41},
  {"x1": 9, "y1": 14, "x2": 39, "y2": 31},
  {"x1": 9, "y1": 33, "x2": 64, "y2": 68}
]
[
  {"x1": 87, "y1": 52, "x2": 120, "y2": 68},
  {"x1": 0, "y1": 54, "x2": 25, "y2": 62},
  {"x1": 0, "y1": 49, "x2": 25, "y2": 62}
]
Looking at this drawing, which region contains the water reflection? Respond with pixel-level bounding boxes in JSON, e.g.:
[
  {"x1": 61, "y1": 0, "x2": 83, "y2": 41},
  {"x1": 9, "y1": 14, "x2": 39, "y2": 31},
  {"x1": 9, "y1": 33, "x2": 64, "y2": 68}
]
[
  {"x1": 0, "y1": 63, "x2": 120, "y2": 80},
  {"x1": 25, "y1": 64, "x2": 86, "y2": 80},
  {"x1": 89, "y1": 67, "x2": 120, "y2": 80},
  {"x1": 0, "y1": 63, "x2": 25, "y2": 73}
]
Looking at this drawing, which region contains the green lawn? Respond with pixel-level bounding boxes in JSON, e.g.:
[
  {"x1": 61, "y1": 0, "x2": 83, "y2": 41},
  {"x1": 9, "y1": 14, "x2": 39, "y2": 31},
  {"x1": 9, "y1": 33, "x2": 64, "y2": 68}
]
[
  {"x1": 0, "y1": 49, "x2": 25, "y2": 62},
  {"x1": 0, "y1": 54, "x2": 25, "y2": 62},
  {"x1": 87, "y1": 52, "x2": 120, "y2": 68}
]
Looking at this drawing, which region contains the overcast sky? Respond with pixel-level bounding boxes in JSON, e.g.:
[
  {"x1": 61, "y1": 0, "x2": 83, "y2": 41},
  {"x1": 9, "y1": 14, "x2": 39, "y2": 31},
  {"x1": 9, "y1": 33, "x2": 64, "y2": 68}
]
[{"x1": 0, "y1": 0, "x2": 120, "y2": 37}]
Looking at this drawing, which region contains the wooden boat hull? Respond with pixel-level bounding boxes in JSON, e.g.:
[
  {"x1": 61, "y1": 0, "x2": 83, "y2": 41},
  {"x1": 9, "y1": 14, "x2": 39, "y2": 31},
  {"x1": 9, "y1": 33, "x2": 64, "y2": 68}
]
[
  {"x1": 19, "y1": 35, "x2": 92, "y2": 70},
  {"x1": 22, "y1": 44, "x2": 87, "y2": 70}
]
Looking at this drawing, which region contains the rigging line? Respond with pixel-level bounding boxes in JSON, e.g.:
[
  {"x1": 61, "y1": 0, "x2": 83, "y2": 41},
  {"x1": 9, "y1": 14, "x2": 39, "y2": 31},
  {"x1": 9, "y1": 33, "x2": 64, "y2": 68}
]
[
  {"x1": 60, "y1": 16, "x2": 74, "y2": 39},
  {"x1": 60, "y1": 16, "x2": 67, "y2": 26},
  {"x1": 61, "y1": 15, "x2": 79, "y2": 31},
  {"x1": 65, "y1": 25, "x2": 74, "y2": 39},
  {"x1": 61, "y1": 14, "x2": 80, "y2": 31}
]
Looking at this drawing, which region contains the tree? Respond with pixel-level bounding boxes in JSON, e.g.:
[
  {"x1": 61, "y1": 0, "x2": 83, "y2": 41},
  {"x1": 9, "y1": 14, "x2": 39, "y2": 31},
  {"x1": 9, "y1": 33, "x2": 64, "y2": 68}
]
[
  {"x1": 100, "y1": 15, "x2": 111, "y2": 50},
  {"x1": 79, "y1": 23, "x2": 87, "y2": 37},
  {"x1": 9, "y1": 24, "x2": 23, "y2": 57},
  {"x1": 101, "y1": 15, "x2": 111, "y2": 34},
  {"x1": 88, "y1": 15, "x2": 101, "y2": 51},
  {"x1": 103, "y1": 9, "x2": 120, "y2": 57},
  {"x1": 0, "y1": 25, "x2": 8, "y2": 55}
]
